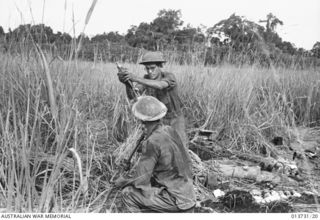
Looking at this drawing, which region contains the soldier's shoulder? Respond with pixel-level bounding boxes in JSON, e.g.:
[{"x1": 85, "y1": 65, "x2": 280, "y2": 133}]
[
  {"x1": 161, "y1": 71, "x2": 175, "y2": 77},
  {"x1": 148, "y1": 125, "x2": 169, "y2": 142},
  {"x1": 162, "y1": 124, "x2": 175, "y2": 132}
]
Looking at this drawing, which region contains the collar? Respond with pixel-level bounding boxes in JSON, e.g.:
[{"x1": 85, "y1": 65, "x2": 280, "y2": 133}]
[{"x1": 145, "y1": 123, "x2": 162, "y2": 140}]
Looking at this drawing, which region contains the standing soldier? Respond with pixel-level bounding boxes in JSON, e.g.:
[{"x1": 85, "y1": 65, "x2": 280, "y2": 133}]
[
  {"x1": 114, "y1": 96, "x2": 196, "y2": 212},
  {"x1": 117, "y1": 51, "x2": 188, "y2": 149}
]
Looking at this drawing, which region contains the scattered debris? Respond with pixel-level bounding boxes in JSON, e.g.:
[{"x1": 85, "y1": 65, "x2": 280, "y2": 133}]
[
  {"x1": 213, "y1": 189, "x2": 225, "y2": 198},
  {"x1": 205, "y1": 173, "x2": 219, "y2": 190},
  {"x1": 271, "y1": 137, "x2": 283, "y2": 146},
  {"x1": 189, "y1": 126, "x2": 320, "y2": 212},
  {"x1": 249, "y1": 189, "x2": 302, "y2": 204}
]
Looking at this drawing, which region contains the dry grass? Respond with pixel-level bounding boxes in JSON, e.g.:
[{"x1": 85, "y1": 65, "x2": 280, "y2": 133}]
[{"x1": 0, "y1": 46, "x2": 320, "y2": 212}]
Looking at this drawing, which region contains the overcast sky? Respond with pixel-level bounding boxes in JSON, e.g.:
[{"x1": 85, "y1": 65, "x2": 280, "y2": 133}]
[{"x1": 0, "y1": 0, "x2": 319, "y2": 50}]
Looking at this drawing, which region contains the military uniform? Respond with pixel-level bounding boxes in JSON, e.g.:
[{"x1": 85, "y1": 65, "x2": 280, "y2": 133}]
[
  {"x1": 121, "y1": 124, "x2": 196, "y2": 213},
  {"x1": 135, "y1": 71, "x2": 188, "y2": 149}
]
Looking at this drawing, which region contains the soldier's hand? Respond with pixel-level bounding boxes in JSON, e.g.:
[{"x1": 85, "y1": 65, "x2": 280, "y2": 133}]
[
  {"x1": 122, "y1": 72, "x2": 137, "y2": 82},
  {"x1": 118, "y1": 74, "x2": 129, "y2": 83},
  {"x1": 117, "y1": 68, "x2": 129, "y2": 83}
]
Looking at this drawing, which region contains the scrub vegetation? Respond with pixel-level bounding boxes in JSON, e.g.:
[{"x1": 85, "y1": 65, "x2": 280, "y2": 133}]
[
  {"x1": 0, "y1": 0, "x2": 320, "y2": 213},
  {"x1": 1, "y1": 49, "x2": 320, "y2": 212}
]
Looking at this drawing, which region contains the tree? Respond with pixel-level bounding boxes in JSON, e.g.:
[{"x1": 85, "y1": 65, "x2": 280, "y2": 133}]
[
  {"x1": 30, "y1": 24, "x2": 55, "y2": 43},
  {"x1": 276, "y1": 41, "x2": 297, "y2": 55},
  {"x1": 259, "y1": 13, "x2": 283, "y2": 33},
  {"x1": 55, "y1": 31, "x2": 72, "y2": 44},
  {"x1": 6, "y1": 24, "x2": 57, "y2": 43},
  {"x1": 91, "y1": 32, "x2": 109, "y2": 43},
  {"x1": 207, "y1": 14, "x2": 264, "y2": 52},
  {"x1": 125, "y1": 9, "x2": 185, "y2": 50},
  {"x1": 152, "y1": 9, "x2": 183, "y2": 33},
  {"x1": 311, "y1": 42, "x2": 320, "y2": 58},
  {"x1": 175, "y1": 25, "x2": 205, "y2": 45},
  {"x1": 150, "y1": 9, "x2": 184, "y2": 50},
  {"x1": 125, "y1": 23, "x2": 155, "y2": 49},
  {"x1": 91, "y1": 31, "x2": 124, "y2": 43},
  {"x1": 259, "y1": 13, "x2": 284, "y2": 46},
  {"x1": 105, "y1": 32, "x2": 125, "y2": 43},
  {"x1": 277, "y1": 41, "x2": 296, "y2": 55},
  {"x1": 0, "y1": 26, "x2": 4, "y2": 37}
]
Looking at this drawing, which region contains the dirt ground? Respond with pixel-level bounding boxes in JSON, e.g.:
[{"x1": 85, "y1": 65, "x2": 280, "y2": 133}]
[{"x1": 189, "y1": 127, "x2": 320, "y2": 213}]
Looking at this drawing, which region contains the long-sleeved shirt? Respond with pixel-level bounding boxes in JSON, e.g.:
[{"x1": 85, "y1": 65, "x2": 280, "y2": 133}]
[{"x1": 131, "y1": 124, "x2": 196, "y2": 210}]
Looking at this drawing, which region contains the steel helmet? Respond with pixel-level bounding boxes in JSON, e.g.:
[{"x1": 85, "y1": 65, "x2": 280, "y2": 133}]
[
  {"x1": 139, "y1": 51, "x2": 166, "y2": 65},
  {"x1": 132, "y1": 96, "x2": 167, "y2": 121}
]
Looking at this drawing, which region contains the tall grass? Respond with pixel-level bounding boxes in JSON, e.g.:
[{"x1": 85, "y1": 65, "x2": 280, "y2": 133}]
[
  {"x1": 0, "y1": 45, "x2": 320, "y2": 212},
  {"x1": 0, "y1": 50, "x2": 122, "y2": 212}
]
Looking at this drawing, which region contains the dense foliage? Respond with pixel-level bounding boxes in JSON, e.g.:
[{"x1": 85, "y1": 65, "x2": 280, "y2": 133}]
[{"x1": 0, "y1": 10, "x2": 319, "y2": 67}]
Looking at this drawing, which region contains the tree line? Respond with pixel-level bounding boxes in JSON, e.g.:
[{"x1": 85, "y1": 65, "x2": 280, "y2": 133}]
[{"x1": 0, "y1": 9, "x2": 319, "y2": 67}]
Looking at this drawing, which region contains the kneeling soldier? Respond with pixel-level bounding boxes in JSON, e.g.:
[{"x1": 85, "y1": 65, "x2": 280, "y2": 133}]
[{"x1": 114, "y1": 96, "x2": 196, "y2": 213}]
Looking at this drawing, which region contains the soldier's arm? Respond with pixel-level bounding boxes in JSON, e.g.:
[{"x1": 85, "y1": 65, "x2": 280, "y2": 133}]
[
  {"x1": 134, "y1": 72, "x2": 177, "y2": 91},
  {"x1": 134, "y1": 83, "x2": 145, "y2": 94},
  {"x1": 133, "y1": 77, "x2": 169, "y2": 90},
  {"x1": 117, "y1": 65, "x2": 140, "y2": 100},
  {"x1": 113, "y1": 140, "x2": 158, "y2": 189},
  {"x1": 131, "y1": 140, "x2": 159, "y2": 187}
]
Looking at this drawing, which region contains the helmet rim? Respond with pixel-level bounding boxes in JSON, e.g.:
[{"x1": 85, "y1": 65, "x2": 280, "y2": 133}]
[
  {"x1": 139, "y1": 51, "x2": 166, "y2": 65},
  {"x1": 132, "y1": 96, "x2": 167, "y2": 121}
]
